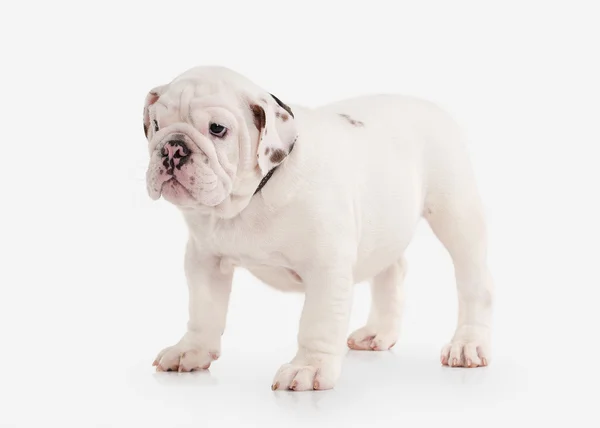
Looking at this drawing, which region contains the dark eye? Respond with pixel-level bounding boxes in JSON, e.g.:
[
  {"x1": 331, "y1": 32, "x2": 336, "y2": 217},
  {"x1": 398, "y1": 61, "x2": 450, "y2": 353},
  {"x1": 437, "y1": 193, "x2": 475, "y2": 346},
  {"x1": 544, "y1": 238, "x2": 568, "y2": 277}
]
[
  {"x1": 153, "y1": 120, "x2": 159, "y2": 132},
  {"x1": 209, "y1": 123, "x2": 227, "y2": 138}
]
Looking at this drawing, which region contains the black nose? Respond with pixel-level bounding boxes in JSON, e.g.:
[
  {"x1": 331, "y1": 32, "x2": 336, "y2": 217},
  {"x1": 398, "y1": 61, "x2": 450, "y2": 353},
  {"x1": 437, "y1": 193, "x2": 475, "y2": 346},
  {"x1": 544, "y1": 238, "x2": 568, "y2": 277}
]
[{"x1": 162, "y1": 140, "x2": 191, "y2": 173}]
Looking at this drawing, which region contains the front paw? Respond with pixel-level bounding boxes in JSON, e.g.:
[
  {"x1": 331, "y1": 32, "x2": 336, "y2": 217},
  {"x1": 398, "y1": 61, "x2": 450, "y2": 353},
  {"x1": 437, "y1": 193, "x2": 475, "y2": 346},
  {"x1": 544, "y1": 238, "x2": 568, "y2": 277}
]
[
  {"x1": 153, "y1": 332, "x2": 220, "y2": 372},
  {"x1": 271, "y1": 351, "x2": 342, "y2": 391},
  {"x1": 440, "y1": 325, "x2": 491, "y2": 368}
]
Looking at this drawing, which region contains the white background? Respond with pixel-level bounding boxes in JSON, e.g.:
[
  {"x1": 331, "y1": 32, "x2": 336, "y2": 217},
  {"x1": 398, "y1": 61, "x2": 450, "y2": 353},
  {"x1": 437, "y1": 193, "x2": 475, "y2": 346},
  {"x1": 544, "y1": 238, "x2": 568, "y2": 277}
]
[{"x1": 1, "y1": 0, "x2": 599, "y2": 426}]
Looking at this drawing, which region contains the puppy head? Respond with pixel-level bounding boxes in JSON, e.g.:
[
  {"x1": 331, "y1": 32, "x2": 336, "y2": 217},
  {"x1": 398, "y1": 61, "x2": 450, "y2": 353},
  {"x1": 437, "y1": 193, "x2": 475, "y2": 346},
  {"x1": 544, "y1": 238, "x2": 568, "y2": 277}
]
[{"x1": 143, "y1": 67, "x2": 297, "y2": 209}]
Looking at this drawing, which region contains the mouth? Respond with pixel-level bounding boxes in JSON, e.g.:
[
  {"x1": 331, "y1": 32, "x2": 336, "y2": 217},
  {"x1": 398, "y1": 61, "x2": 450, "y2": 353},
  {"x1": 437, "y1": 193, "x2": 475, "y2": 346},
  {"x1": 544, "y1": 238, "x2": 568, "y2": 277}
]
[
  {"x1": 162, "y1": 176, "x2": 192, "y2": 193},
  {"x1": 155, "y1": 170, "x2": 224, "y2": 207},
  {"x1": 159, "y1": 177, "x2": 195, "y2": 204}
]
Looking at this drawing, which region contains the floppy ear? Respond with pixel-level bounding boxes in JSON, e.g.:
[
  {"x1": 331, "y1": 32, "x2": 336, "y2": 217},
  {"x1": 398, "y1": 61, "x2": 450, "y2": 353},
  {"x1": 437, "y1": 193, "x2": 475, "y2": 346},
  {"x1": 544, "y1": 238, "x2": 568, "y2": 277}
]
[
  {"x1": 249, "y1": 94, "x2": 298, "y2": 175},
  {"x1": 143, "y1": 85, "x2": 167, "y2": 138}
]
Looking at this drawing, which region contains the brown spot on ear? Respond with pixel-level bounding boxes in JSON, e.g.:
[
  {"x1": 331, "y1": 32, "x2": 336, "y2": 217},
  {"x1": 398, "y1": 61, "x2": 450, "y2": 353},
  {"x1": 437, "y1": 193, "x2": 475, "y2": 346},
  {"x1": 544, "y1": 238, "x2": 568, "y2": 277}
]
[
  {"x1": 339, "y1": 113, "x2": 365, "y2": 127},
  {"x1": 270, "y1": 149, "x2": 287, "y2": 164},
  {"x1": 270, "y1": 93, "x2": 294, "y2": 118},
  {"x1": 144, "y1": 124, "x2": 148, "y2": 137},
  {"x1": 250, "y1": 104, "x2": 266, "y2": 130},
  {"x1": 275, "y1": 111, "x2": 289, "y2": 121},
  {"x1": 265, "y1": 147, "x2": 271, "y2": 155}
]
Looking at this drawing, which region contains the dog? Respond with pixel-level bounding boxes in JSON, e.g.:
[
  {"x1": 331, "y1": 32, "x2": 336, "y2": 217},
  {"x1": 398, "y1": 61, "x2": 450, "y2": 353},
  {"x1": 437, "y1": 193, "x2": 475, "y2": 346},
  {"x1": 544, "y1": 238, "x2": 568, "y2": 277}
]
[{"x1": 143, "y1": 66, "x2": 493, "y2": 391}]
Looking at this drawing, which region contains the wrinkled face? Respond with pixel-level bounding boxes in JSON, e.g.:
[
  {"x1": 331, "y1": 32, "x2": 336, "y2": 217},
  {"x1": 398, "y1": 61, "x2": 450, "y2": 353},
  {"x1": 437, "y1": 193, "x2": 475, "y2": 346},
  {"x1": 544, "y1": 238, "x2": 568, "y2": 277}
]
[{"x1": 143, "y1": 68, "x2": 297, "y2": 209}]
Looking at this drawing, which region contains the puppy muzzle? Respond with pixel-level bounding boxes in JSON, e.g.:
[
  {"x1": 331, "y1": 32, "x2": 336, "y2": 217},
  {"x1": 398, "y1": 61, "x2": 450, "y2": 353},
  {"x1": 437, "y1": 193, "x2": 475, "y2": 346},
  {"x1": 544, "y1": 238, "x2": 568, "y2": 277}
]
[{"x1": 146, "y1": 123, "x2": 233, "y2": 206}]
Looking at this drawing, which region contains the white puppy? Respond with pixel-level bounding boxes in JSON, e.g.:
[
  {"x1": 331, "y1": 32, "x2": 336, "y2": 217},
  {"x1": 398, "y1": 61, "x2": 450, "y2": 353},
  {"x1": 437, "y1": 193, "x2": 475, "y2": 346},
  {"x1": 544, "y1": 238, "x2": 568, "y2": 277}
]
[{"x1": 144, "y1": 66, "x2": 493, "y2": 391}]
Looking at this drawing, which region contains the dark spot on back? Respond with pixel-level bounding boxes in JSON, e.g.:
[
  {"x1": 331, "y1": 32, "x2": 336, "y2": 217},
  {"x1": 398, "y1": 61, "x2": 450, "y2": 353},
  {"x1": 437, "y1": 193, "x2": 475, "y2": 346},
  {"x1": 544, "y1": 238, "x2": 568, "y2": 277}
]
[
  {"x1": 270, "y1": 93, "x2": 294, "y2": 118},
  {"x1": 339, "y1": 113, "x2": 365, "y2": 127},
  {"x1": 250, "y1": 104, "x2": 266, "y2": 130},
  {"x1": 270, "y1": 149, "x2": 287, "y2": 164}
]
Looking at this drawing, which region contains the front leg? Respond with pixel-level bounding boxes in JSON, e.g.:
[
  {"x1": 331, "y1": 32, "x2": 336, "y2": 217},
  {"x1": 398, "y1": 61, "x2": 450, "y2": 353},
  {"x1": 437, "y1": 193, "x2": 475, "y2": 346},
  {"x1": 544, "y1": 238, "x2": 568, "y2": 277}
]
[
  {"x1": 272, "y1": 264, "x2": 353, "y2": 391},
  {"x1": 153, "y1": 240, "x2": 232, "y2": 372}
]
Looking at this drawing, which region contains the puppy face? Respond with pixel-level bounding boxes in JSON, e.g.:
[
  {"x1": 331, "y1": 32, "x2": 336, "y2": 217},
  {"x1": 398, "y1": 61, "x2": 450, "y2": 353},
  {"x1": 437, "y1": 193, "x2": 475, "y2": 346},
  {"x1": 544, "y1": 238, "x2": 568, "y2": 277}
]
[{"x1": 143, "y1": 67, "x2": 297, "y2": 209}]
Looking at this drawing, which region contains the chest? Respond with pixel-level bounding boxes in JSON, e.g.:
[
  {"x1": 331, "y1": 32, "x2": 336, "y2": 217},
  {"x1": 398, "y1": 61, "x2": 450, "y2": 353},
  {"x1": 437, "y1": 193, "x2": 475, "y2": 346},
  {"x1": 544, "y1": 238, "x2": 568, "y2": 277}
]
[{"x1": 187, "y1": 211, "x2": 306, "y2": 291}]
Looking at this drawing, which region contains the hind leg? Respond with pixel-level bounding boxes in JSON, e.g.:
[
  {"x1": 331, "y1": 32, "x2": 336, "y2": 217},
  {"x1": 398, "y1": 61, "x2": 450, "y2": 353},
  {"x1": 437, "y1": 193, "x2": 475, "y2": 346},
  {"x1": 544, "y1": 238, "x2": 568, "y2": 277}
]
[
  {"x1": 347, "y1": 257, "x2": 406, "y2": 351},
  {"x1": 426, "y1": 190, "x2": 493, "y2": 368}
]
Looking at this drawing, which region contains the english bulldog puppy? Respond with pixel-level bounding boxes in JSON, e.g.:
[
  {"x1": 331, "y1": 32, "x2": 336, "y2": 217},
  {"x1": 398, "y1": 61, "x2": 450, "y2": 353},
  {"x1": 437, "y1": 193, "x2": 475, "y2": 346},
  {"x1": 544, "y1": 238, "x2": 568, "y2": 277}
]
[{"x1": 144, "y1": 67, "x2": 493, "y2": 391}]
